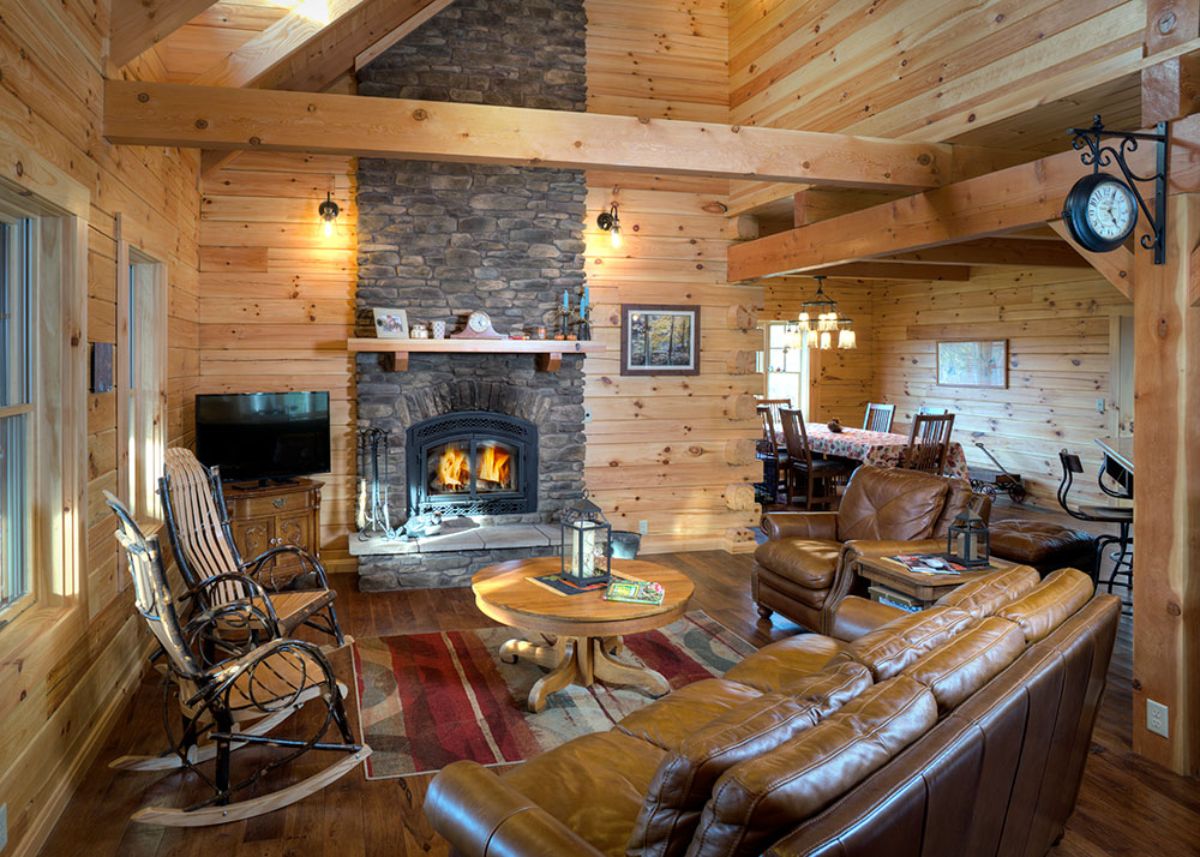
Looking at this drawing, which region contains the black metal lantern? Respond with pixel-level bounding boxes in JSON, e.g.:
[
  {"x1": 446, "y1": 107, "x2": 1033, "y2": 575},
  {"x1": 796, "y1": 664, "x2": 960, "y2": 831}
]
[
  {"x1": 947, "y1": 497, "x2": 990, "y2": 568},
  {"x1": 560, "y1": 494, "x2": 612, "y2": 583}
]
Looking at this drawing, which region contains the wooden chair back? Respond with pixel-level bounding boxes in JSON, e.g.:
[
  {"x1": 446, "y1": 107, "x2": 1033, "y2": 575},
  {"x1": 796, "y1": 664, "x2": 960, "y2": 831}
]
[
  {"x1": 756, "y1": 398, "x2": 791, "y2": 443},
  {"x1": 778, "y1": 407, "x2": 814, "y2": 468},
  {"x1": 105, "y1": 491, "x2": 204, "y2": 681},
  {"x1": 905, "y1": 413, "x2": 956, "y2": 475},
  {"x1": 161, "y1": 447, "x2": 249, "y2": 606},
  {"x1": 917, "y1": 406, "x2": 950, "y2": 415},
  {"x1": 862, "y1": 402, "x2": 896, "y2": 433}
]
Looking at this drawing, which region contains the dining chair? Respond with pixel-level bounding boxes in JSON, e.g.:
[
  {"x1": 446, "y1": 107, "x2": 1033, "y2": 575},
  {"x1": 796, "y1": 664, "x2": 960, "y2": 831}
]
[
  {"x1": 862, "y1": 402, "x2": 896, "y2": 433},
  {"x1": 917, "y1": 406, "x2": 950, "y2": 415},
  {"x1": 903, "y1": 412, "x2": 956, "y2": 475},
  {"x1": 756, "y1": 399, "x2": 791, "y2": 502},
  {"x1": 778, "y1": 407, "x2": 855, "y2": 509},
  {"x1": 1058, "y1": 449, "x2": 1133, "y2": 609}
]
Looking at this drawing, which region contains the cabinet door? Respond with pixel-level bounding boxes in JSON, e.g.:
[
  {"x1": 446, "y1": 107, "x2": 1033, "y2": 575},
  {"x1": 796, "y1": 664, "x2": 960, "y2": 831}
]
[
  {"x1": 276, "y1": 512, "x2": 312, "y2": 552},
  {"x1": 231, "y1": 517, "x2": 275, "y2": 561}
]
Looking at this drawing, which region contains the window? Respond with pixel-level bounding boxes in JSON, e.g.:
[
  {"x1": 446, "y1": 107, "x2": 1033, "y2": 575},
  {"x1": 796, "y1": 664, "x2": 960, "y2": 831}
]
[
  {"x1": 0, "y1": 218, "x2": 32, "y2": 614},
  {"x1": 761, "y1": 322, "x2": 810, "y2": 414},
  {"x1": 120, "y1": 250, "x2": 166, "y2": 521}
]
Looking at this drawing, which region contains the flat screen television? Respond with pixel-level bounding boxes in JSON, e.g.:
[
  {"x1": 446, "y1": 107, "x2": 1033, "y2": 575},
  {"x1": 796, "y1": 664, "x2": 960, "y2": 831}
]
[{"x1": 196, "y1": 391, "x2": 331, "y2": 482}]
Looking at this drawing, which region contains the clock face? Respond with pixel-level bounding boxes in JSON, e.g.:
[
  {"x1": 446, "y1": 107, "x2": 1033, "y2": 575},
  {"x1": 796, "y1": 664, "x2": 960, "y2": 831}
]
[
  {"x1": 468, "y1": 311, "x2": 491, "y2": 332},
  {"x1": 1085, "y1": 180, "x2": 1136, "y2": 242}
]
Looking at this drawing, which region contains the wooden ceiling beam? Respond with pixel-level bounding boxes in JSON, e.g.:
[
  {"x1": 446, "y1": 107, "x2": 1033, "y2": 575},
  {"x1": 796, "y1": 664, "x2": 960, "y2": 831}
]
[
  {"x1": 727, "y1": 112, "x2": 1200, "y2": 281},
  {"x1": 1048, "y1": 221, "x2": 1134, "y2": 299},
  {"x1": 110, "y1": 0, "x2": 221, "y2": 68},
  {"x1": 881, "y1": 238, "x2": 1092, "y2": 269},
  {"x1": 106, "y1": 80, "x2": 1001, "y2": 191},
  {"x1": 801, "y1": 262, "x2": 972, "y2": 281},
  {"x1": 354, "y1": 0, "x2": 456, "y2": 72}
]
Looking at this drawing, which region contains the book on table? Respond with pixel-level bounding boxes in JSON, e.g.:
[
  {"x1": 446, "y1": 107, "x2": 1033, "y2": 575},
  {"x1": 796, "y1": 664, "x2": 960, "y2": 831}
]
[{"x1": 889, "y1": 553, "x2": 981, "y2": 574}]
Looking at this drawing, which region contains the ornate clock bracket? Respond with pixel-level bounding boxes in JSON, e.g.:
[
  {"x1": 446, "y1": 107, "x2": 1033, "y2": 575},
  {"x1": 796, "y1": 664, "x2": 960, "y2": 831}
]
[{"x1": 1068, "y1": 114, "x2": 1169, "y2": 264}]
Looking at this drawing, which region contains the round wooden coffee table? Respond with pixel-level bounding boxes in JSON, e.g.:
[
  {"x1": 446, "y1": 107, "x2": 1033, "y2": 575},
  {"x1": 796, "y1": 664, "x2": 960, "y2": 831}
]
[{"x1": 471, "y1": 557, "x2": 694, "y2": 712}]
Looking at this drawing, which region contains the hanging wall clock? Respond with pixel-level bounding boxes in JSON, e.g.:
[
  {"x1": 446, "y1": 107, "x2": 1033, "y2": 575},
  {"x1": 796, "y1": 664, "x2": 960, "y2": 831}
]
[{"x1": 1061, "y1": 171, "x2": 1138, "y2": 253}]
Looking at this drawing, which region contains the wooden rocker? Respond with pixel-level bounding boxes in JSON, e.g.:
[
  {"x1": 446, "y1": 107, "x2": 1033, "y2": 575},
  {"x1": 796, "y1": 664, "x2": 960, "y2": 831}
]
[
  {"x1": 160, "y1": 447, "x2": 347, "y2": 650},
  {"x1": 104, "y1": 493, "x2": 370, "y2": 825}
]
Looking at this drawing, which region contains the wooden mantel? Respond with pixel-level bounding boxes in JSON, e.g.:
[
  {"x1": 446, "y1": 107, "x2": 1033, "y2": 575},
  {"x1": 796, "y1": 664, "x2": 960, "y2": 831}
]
[{"x1": 347, "y1": 337, "x2": 605, "y2": 372}]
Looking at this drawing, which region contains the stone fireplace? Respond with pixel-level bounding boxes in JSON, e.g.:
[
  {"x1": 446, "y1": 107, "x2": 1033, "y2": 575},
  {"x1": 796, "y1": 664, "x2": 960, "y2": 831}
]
[{"x1": 351, "y1": 0, "x2": 589, "y2": 590}]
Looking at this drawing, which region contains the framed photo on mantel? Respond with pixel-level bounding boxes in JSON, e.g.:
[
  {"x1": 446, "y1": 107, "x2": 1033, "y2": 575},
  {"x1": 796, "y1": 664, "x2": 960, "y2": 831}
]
[
  {"x1": 620, "y1": 304, "x2": 701, "y2": 376},
  {"x1": 936, "y1": 339, "x2": 1008, "y2": 388}
]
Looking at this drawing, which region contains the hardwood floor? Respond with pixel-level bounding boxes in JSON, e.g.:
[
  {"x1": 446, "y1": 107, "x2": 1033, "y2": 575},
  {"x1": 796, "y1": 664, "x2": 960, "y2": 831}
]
[{"x1": 37, "y1": 547, "x2": 1198, "y2": 857}]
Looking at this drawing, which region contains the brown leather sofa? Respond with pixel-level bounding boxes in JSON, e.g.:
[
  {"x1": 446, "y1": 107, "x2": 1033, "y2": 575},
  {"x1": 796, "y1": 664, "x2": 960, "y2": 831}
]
[
  {"x1": 425, "y1": 567, "x2": 1119, "y2": 857},
  {"x1": 754, "y1": 465, "x2": 990, "y2": 636}
]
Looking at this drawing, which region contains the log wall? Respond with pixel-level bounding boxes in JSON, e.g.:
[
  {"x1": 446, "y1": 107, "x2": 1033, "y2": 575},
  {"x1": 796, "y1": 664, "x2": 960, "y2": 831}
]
[{"x1": 0, "y1": 2, "x2": 201, "y2": 855}]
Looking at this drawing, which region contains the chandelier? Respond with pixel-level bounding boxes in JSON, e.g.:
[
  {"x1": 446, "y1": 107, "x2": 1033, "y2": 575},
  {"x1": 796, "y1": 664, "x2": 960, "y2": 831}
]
[{"x1": 792, "y1": 276, "x2": 856, "y2": 350}]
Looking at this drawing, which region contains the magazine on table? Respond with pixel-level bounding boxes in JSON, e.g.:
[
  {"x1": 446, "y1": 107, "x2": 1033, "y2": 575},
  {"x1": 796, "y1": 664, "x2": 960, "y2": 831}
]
[{"x1": 889, "y1": 553, "x2": 979, "y2": 574}]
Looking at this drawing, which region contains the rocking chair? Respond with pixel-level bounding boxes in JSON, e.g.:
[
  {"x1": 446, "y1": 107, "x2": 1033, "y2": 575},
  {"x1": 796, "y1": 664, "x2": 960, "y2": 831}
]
[
  {"x1": 160, "y1": 447, "x2": 345, "y2": 647},
  {"x1": 104, "y1": 492, "x2": 369, "y2": 825}
]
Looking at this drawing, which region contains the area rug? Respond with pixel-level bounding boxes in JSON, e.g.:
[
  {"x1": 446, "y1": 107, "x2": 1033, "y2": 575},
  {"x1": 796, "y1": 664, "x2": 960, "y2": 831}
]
[{"x1": 351, "y1": 611, "x2": 756, "y2": 779}]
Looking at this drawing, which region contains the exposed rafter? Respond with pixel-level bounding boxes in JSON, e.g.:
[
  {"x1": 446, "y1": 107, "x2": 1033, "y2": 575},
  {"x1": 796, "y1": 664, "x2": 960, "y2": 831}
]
[
  {"x1": 106, "y1": 81, "x2": 1013, "y2": 191},
  {"x1": 797, "y1": 262, "x2": 972, "y2": 281},
  {"x1": 110, "y1": 0, "x2": 220, "y2": 68},
  {"x1": 727, "y1": 113, "x2": 1200, "y2": 281},
  {"x1": 881, "y1": 238, "x2": 1092, "y2": 269},
  {"x1": 1048, "y1": 221, "x2": 1134, "y2": 299}
]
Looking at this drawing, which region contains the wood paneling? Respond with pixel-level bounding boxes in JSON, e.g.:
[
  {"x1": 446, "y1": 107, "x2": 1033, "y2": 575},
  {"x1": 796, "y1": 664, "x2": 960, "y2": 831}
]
[
  {"x1": 0, "y1": 1, "x2": 201, "y2": 855},
  {"x1": 585, "y1": 0, "x2": 762, "y2": 554},
  {"x1": 199, "y1": 152, "x2": 357, "y2": 572}
]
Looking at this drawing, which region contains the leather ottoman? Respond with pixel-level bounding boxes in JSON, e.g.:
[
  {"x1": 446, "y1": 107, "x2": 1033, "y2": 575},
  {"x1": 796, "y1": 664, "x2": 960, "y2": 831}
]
[{"x1": 989, "y1": 519, "x2": 1095, "y2": 576}]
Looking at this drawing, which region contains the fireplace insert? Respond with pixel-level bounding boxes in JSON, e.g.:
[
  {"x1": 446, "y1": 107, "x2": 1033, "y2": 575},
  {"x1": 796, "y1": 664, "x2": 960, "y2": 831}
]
[{"x1": 406, "y1": 410, "x2": 538, "y2": 517}]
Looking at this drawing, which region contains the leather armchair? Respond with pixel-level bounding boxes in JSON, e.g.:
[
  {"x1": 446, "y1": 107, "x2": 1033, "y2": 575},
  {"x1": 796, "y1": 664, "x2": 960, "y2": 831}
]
[{"x1": 754, "y1": 466, "x2": 990, "y2": 636}]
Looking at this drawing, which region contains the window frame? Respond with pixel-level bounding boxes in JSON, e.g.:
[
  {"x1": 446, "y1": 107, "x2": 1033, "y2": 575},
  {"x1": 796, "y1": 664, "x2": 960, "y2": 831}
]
[{"x1": 760, "y1": 321, "x2": 811, "y2": 416}]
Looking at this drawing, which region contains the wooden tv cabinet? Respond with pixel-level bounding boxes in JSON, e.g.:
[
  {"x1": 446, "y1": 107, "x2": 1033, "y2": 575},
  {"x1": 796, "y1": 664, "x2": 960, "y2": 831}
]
[{"x1": 222, "y1": 477, "x2": 323, "y2": 573}]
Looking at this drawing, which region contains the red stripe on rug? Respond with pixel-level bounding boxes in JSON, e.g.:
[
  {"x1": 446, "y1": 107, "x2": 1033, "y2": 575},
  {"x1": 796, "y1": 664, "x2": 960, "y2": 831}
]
[
  {"x1": 622, "y1": 629, "x2": 718, "y2": 689},
  {"x1": 448, "y1": 631, "x2": 543, "y2": 762},
  {"x1": 387, "y1": 632, "x2": 503, "y2": 771}
]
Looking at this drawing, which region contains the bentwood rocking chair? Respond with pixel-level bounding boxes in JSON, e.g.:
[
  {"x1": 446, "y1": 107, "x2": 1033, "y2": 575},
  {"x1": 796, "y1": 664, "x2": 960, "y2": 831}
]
[
  {"x1": 104, "y1": 493, "x2": 369, "y2": 825},
  {"x1": 160, "y1": 447, "x2": 345, "y2": 648}
]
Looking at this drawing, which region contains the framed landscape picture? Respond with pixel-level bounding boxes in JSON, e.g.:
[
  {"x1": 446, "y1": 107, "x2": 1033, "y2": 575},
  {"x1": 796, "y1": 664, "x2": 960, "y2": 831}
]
[
  {"x1": 620, "y1": 305, "x2": 701, "y2": 376},
  {"x1": 936, "y1": 339, "x2": 1008, "y2": 388}
]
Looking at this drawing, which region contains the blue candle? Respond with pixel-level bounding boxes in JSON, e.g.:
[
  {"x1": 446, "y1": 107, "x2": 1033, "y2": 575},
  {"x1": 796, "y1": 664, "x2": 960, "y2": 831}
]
[
  {"x1": 581, "y1": 288, "x2": 588, "y2": 314},
  {"x1": 563, "y1": 289, "x2": 569, "y2": 310}
]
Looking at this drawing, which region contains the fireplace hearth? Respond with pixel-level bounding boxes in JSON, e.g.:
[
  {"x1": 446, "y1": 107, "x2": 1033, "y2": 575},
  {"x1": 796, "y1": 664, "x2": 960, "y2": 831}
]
[{"x1": 406, "y1": 410, "x2": 538, "y2": 517}]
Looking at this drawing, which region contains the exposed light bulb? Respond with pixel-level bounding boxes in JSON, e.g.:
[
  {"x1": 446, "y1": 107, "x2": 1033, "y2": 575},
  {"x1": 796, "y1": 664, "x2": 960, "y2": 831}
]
[
  {"x1": 318, "y1": 191, "x2": 339, "y2": 239},
  {"x1": 323, "y1": 217, "x2": 335, "y2": 238},
  {"x1": 610, "y1": 223, "x2": 622, "y2": 249}
]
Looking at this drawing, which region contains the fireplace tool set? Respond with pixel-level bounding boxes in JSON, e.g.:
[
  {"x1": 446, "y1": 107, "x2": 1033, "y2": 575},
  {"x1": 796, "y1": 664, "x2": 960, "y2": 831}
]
[{"x1": 357, "y1": 428, "x2": 444, "y2": 541}]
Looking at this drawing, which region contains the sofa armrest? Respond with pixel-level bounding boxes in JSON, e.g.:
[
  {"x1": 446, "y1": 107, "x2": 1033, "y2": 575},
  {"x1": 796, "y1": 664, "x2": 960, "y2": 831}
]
[
  {"x1": 763, "y1": 512, "x2": 839, "y2": 541},
  {"x1": 828, "y1": 595, "x2": 907, "y2": 641},
  {"x1": 841, "y1": 538, "x2": 946, "y2": 562},
  {"x1": 425, "y1": 760, "x2": 605, "y2": 857}
]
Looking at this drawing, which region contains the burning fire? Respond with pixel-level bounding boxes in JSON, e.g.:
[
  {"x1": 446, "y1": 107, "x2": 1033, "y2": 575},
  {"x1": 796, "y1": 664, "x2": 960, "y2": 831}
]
[
  {"x1": 434, "y1": 444, "x2": 511, "y2": 490},
  {"x1": 437, "y1": 446, "x2": 470, "y2": 489},
  {"x1": 478, "y1": 445, "x2": 511, "y2": 485}
]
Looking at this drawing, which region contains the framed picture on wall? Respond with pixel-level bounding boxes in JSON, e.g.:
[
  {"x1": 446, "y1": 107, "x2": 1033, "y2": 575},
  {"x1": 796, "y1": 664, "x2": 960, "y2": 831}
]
[
  {"x1": 620, "y1": 305, "x2": 701, "y2": 376},
  {"x1": 936, "y1": 339, "x2": 1008, "y2": 388},
  {"x1": 372, "y1": 307, "x2": 410, "y2": 339}
]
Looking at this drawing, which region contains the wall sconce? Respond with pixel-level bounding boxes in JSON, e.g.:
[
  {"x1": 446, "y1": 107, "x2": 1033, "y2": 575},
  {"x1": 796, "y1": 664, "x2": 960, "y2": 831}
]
[
  {"x1": 318, "y1": 192, "x2": 340, "y2": 238},
  {"x1": 597, "y1": 202, "x2": 622, "y2": 249}
]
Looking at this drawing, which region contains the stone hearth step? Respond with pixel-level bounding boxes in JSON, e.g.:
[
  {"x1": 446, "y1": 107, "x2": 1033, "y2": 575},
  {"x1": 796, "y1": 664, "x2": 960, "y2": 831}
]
[{"x1": 349, "y1": 520, "x2": 561, "y2": 557}]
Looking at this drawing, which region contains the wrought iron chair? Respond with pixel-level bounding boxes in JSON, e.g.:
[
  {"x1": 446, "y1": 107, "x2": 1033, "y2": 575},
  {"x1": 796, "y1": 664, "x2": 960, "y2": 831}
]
[
  {"x1": 903, "y1": 412, "x2": 956, "y2": 475},
  {"x1": 1057, "y1": 450, "x2": 1133, "y2": 607},
  {"x1": 160, "y1": 447, "x2": 344, "y2": 647},
  {"x1": 103, "y1": 492, "x2": 369, "y2": 825},
  {"x1": 862, "y1": 402, "x2": 896, "y2": 433},
  {"x1": 779, "y1": 407, "x2": 855, "y2": 509}
]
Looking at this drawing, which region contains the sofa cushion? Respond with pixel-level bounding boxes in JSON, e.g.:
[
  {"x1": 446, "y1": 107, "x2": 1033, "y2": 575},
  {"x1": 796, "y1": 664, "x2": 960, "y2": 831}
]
[
  {"x1": 843, "y1": 605, "x2": 976, "y2": 681},
  {"x1": 931, "y1": 477, "x2": 985, "y2": 538},
  {"x1": 995, "y1": 568, "x2": 1094, "y2": 644},
  {"x1": 837, "y1": 466, "x2": 949, "y2": 542},
  {"x1": 616, "y1": 679, "x2": 763, "y2": 752},
  {"x1": 902, "y1": 616, "x2": 1027, "y2": 712},
  {"x1": 501, "y1": 730, "x2": 665, "y2": 857},
  {"x1": 723, "y1": 634, "x2": 844, "y2": 692},
  {"x1": 627, "y1": 693, "x2": 824, "y2": 857},
  {"x1": 687, "y1": 676, "x2": 938, "y2": 857},
  {"x1": 989, "y1": 519, "x2": 1096, "y2": 568},
  {"x1": 753, "y1": 539, "x2": 842, "y2": 590},
  {"x1": 935, "y1": 564, "x2": 1041, "y2": 619}
]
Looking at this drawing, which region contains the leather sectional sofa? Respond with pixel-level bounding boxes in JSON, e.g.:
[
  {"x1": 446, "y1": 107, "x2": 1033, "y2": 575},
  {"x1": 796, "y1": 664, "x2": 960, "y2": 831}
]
[
  {"x1": 754, "y1": 465, "x2": 990, "y2": 637},
  {"x1": 425, "y1": 566, "x2": 1119, "y2": 857}
]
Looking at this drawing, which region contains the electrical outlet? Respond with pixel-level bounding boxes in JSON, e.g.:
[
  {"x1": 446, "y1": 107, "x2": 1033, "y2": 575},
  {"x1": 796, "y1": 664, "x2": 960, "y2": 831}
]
[
  {"x1": 638, "y1": 520, "x2": 649, "y2": 536},
  {"x1": 1096, "y1": 398, "x2": 1106, "y2": 414},
  {"x1": 0, "y1": 803, "x2": 7, "y2": 852},
  {"x1": 1147, "y1": 699, "x2": 1170, "y2": 738}
]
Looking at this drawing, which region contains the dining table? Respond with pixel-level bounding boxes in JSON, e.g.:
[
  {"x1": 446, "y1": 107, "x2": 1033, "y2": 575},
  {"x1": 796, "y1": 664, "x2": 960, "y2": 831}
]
[{"x1": 776, "y1": 424, "x2": 970, "y2": 480}]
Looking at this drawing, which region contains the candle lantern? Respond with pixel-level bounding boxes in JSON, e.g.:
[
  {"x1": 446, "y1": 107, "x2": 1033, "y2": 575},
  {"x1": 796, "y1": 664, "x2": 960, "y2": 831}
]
[
  {"x1": 560, "y1": 494, "x2": 612, "y2": 583},
  {"x1": 947, "y1": 497, "x2": 990, "y2": 568}
]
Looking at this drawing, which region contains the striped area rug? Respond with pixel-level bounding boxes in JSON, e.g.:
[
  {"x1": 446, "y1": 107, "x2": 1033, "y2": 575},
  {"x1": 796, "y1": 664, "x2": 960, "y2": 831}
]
[{"x1": 351, "y1": 611, "x2": 756, "y2": 779}]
